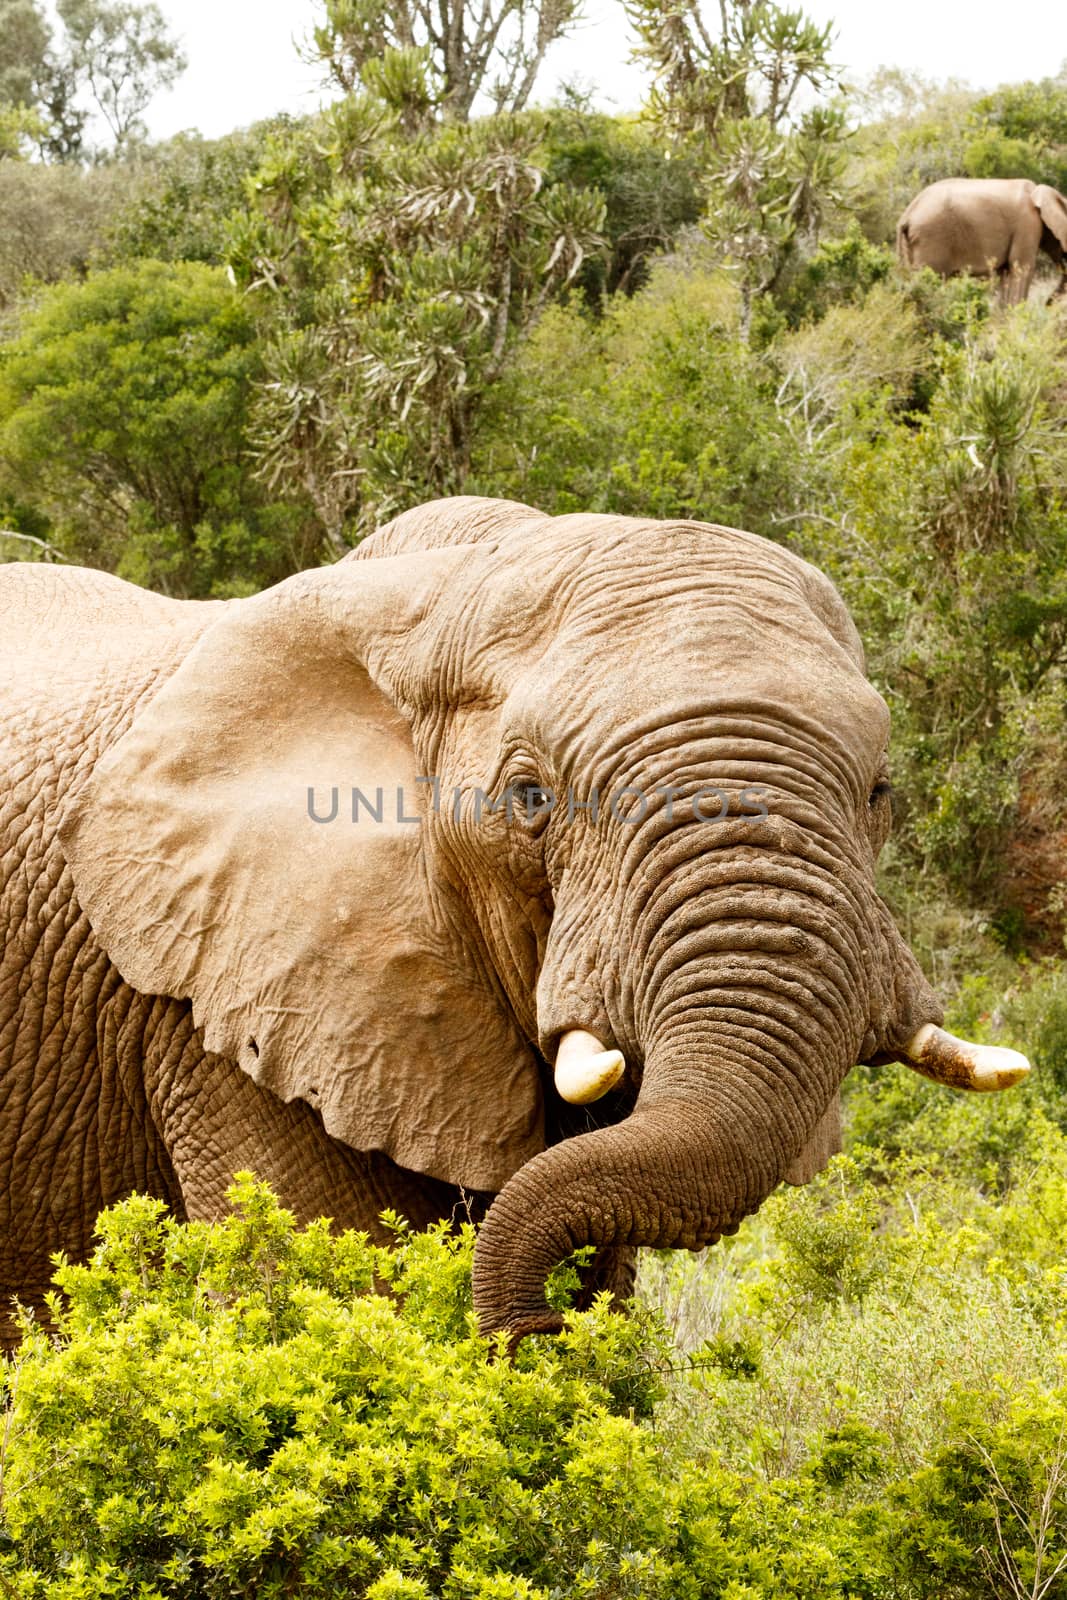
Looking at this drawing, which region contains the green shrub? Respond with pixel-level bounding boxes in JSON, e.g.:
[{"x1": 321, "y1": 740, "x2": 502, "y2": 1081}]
[
  {"x1": 765, "y1": 1163, "x2": 884, "y2": 1304},
  {"x1": 106, "y1": 122, "x2": 294, "y2": 267},
  {"x1": 541, "y1": 110, "x2": 701, "y2": 308},
  {"x1": 1002, "y1": 962, "x2": 1067, "y2": 1117},
  {"x1": 0, "y1": 1176, "x2": 897, "y2": 1600},
  {"x1": 1, "y1": 1178, "x2": 675, "y2": 1598},
  {"x1": 961, "y1": 128, "x2": 1046, "y2": 183},
  {"x1": 0, "y1": 158, "x2": 126, "y2": 309},
  {"x1": 0, "y1": 260, "x2": 319, "y2": 596},
  {"x1": 971, "y1": 75, "x2": 1067, "y2": 194},
  {"x1": 642, "y1": 1136, "x2": 1067, "y2": 1503},
  {"x1": 775, "y1": 223, "x2": 894, "y2": 328},
  {"x1": 888, "y1": 1382, "x2": 1067, "y2": 1599},
  {"x1": 471, "y1": 257, "x2": 798, "y2": 537},
  {"x1": 5, "y1": 1131, "x2": 1067, "y2": 1599}
]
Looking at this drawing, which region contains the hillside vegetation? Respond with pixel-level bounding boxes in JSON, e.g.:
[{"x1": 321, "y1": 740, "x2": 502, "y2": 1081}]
[{"x1": 2, "y1": 1, "x2": 1067, "y2": 1592}]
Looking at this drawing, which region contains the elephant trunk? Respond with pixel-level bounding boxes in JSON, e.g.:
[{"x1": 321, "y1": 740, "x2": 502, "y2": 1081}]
[
  {"x1": 472, "y1": 1007, "x2": 1031, "y2": 1350},
  {"x1": 471, "y1": 1029, "x2": 808, "y2": 1348},
  {"x1": 476, "y1": 801, "x2": 889, "y2": 1348},
  {"x1": 473, "y1": 776, "x2": 1029, "y2": 1350}
]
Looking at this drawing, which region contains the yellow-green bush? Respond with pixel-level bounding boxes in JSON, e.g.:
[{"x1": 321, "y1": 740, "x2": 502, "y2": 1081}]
[
  {"x1": 4, "y1": 1144, "x2": 1067, "y2": 1599},
  {"x1": 0, "y1": 1177, "x2": 887, "y2": 1600}
]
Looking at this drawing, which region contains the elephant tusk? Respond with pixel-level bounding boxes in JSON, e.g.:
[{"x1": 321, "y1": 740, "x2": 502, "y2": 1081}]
[
  {"x1": 902, "y1": 1023, "x2": 1031, "y2": 1092},
  {"x1": 554, "y1": 1029, "x2": 626, "y2": 1104}
]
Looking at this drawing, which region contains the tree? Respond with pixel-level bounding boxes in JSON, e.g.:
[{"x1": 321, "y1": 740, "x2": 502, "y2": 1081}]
[
  {"x1": 624, "y1": 0, "x2": 848, "y2": 323},
  {"x1": 0, "y1": 101, "x2": 44, "y2": 158},
  {"x1": 57, "y1": 0, "x2": 186, "y2": 152},
  {"x1": 0, "y1": 158, "x2": 126, "y2": 304},
  {"x1": 0, "y1": 0, "x2": 50, "y2": 109},
  {"x1": 230, "y1": 105, "x2": 605, "y2": 545},
  {"x1": 0, "y1": 261, "x2": 318, "y2": 596},
  {"x1": 107, "y1": 120, "x2": 296, "y2": 264},
  {"x1": 701, "y1": 99, "x2": 850, "y2": 315},
  {"x1": 626, "y1": 0, "x2": 838, "y2": 146},
  {"x1": 542, "y1": 104, "x2": 702, "y2": 306},
  {"x1": 471, "y1": 253, "x2": 797, "y2": 529},
  {"x1": 976, "y1": 72, "x2": 1067, "y2": 173},
  {"x1": 0, "y1": 0, "x2": 85, "y2": 158},
  {"x1": 0, "y1": 0, "x2": 183, "y2": 160},
  {"x1": 307, "y1": 0, "x2": 584, "y2": 129}
]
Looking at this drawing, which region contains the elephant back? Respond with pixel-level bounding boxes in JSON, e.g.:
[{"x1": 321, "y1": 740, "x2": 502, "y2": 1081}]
[{"x1": 1, "y1": 563, "x2": 224, "y2": 800}]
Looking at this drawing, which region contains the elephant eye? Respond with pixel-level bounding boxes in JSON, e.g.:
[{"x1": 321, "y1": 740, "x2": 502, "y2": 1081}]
[
  {"x1": 515, "y1": 780, "x2": 555, "y2": 835},
  {"x1": 869, "y1": 779, "x2": 892, "y2": 807}
]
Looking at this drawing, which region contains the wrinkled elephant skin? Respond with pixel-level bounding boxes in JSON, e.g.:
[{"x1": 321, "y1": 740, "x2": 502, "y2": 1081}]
[{"x1": 0, "y1": 497, "x2": 1029, "y2": 1348}]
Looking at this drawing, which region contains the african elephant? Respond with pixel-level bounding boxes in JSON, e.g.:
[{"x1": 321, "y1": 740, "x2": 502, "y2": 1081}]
[
  {"x1": 897, "y1": 177, "x2": 1067, "y2": 304},
  {"x1": 0, "y1": 496, "x2": 1029, "y2": 1350}
]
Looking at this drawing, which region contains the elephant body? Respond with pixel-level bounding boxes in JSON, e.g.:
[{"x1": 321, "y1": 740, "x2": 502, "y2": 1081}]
[
  {"x1": 0, "y1": 565, "x2": 497, "y2": 1338},
  {"x1": 0, "y1": 499, "x2": 1024, "y2": 1348},
  {"x1": 897, "y1": 177, "x2": 1067, "y2": 303}
]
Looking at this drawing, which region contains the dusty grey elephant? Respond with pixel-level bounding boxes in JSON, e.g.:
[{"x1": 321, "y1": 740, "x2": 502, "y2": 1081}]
[
  {"x1": 0, "y1": 496, "x2": 1029, "y2": 1350},
  {"x1": 897, "y1": 177, "x2": 1067, "y2": 304}
]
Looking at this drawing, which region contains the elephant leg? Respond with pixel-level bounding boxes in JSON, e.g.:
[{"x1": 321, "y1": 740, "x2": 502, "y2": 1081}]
[
  {"x1": 1005, "y1": 215, "x2": 1042, "y2": 304},
  {"x1": 996, "y1": 261, "x2": 1028, "y2": 306},
  {"x1": 1007, "y1": 261, "x2": 1034, "y2": 304},
  {"x1": 571, "y1": 1244, "x2": 638, "y2": 1312},
  {"x1": 0, "y1": 960, "x2": 181, "y2": 1348}
]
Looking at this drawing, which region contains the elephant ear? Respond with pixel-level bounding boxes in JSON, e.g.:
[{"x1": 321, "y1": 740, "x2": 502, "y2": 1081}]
[
  {"x1": 58, "y1": 549, "x2": 542, "y2": 1191},
  {"x1": 1035, "y1": 185, "x2": 1067, "y2": 252}
]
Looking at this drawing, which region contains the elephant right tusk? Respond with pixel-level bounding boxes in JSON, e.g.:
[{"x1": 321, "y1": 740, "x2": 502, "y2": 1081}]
[
  {"x1": 554, "y1": 1030, "x2": 626, "y2": 1105},
  {"x1": 902, "y1": 1023, "x2": 1031, "y2": 1092}
]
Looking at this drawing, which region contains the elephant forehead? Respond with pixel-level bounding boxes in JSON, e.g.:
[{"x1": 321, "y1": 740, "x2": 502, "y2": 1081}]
[
  {"x1": 431, "y1": 523, "x2": 856, "y2": 688},
  {"x1": 513, "y1": 518, "x2": 836, "y2": 626},
  {"x1": 507, "y1": 580, "x2": 886, "y2": 751}
]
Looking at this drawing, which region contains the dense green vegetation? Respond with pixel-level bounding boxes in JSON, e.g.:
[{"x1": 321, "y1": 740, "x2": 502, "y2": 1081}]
[
  {"x1": 0, "y1": 260, "x2": 318, "y2": 593},
  {"x1": 3, "y1": 0, "x2": 1067, "y2": 932},
  {"x1": 3, "y1": 1083, "x2": 1066, "y2": 1599},
  {"x1": 3, "y1": 0, "x2": 1067, "y2": 1590},
  {"x1": 470, "y1": 257, "x2": 1067, "y2": 924}
]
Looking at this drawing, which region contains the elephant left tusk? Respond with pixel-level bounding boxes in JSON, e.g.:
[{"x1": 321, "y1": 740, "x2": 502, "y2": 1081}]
[
  {"x1": 554, "y1": 1030, "x2": 626, "y2": 1104},
  {"x1": 902, "y1": 1023, "x2": 1031, "y2": 1092}
]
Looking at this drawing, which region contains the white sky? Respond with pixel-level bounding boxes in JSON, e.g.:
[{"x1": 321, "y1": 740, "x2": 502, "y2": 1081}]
[{"x1": 142, "y1": 0, "x2": 1067, "y2": 143}]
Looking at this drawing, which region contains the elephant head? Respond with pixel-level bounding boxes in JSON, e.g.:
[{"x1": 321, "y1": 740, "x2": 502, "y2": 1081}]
[{"x1": 58, "y1": 497, "x2": 1029, "y2": 1348}]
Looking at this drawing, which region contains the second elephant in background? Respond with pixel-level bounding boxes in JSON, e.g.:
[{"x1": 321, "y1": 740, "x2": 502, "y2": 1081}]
[{"x1": 897, "y1": 177, "x2": 1067, "y2": 304}]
